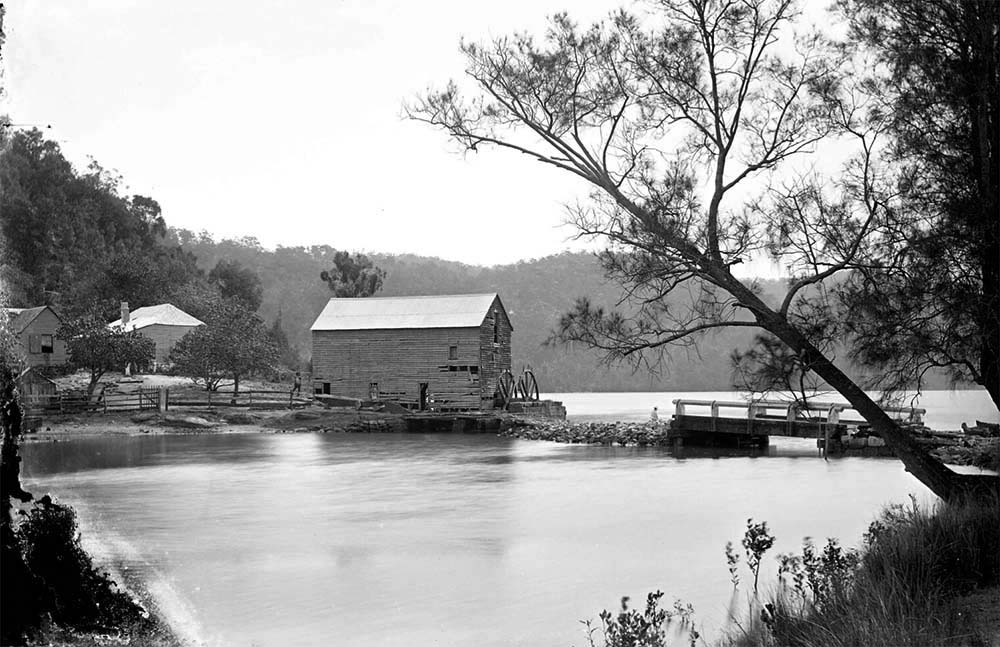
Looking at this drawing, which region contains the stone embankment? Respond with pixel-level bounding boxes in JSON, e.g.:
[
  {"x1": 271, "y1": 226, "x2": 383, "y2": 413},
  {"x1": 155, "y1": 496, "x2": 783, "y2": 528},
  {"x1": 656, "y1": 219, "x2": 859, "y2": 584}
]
[
  {"x1": 270, "y1": 409, "x2": 406, "y2": 434},
  {"x1": 501, "y1": 419, "x2": 1000, "y2": 468},
  {"x1": 500, "y1": 419, "x2": 671, "y2": 446},
  {"x1": 926, "y1": 435, "x2": 999, "y2": 469}
]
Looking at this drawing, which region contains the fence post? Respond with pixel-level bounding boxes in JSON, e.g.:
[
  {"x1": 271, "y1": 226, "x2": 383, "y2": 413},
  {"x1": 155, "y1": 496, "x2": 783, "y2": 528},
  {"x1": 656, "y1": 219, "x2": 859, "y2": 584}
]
[{"x1": 159, "y1": 387, "x2": 167, "y2": 412}]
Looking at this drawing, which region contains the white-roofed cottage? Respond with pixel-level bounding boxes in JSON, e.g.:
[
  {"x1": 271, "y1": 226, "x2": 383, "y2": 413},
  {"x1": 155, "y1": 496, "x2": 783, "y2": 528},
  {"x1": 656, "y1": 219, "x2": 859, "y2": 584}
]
[
  {"x1": 109, "y1": 302, "x2": 204, "y2": 368},
  {"x1": 310, "y1": 293, "x2": 512, "y2": 411}
]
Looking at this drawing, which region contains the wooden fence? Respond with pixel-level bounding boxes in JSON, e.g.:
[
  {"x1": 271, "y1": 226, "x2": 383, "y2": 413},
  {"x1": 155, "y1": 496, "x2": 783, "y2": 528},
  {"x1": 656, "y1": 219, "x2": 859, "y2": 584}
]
[
  {"x1": 22, "y1": 387, "x2": 309, "y2": 416},
  {"x1": 168, "y1": 389, "x2": 308, "y2": 409},
  {"x1": 23, "y1": 386, "x2": 162, "y2": 415}
]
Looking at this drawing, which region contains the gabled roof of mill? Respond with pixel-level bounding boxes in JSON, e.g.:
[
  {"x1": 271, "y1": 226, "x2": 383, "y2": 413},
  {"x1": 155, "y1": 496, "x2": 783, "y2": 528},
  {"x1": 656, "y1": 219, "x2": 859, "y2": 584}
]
[
  {"x1": 311, "y1": 293, "x2": 511, "y2": 331},
  {"x1": 2, "y1": 306, "x2": 59, "y2": 334},
  {"x1": 109, "y1": 304, "x2": 204, "y2": 331}
]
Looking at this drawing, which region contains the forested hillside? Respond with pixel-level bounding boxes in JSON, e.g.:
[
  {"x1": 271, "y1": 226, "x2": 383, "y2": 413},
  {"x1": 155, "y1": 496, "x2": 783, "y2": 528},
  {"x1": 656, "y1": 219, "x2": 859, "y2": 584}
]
[
  {"x1": 1, "y1": 129, "x2": 955, "y2": 392},
  {"x1": 0, "y1": 130, "x2": 202, "y2": 317},
  {"x1": 165, "y1": 231, "x2": 786, "y2": 391}
]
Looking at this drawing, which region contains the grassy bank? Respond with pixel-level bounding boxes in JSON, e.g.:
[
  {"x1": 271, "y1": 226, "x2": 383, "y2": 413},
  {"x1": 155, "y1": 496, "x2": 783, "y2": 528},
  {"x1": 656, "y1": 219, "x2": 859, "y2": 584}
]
[
  {"x1": 582, "y1": 494, "x2": 999, "y2": 647},
  {"x1": 726, "y1": 494, "x2": 1000, "y2": 647}
]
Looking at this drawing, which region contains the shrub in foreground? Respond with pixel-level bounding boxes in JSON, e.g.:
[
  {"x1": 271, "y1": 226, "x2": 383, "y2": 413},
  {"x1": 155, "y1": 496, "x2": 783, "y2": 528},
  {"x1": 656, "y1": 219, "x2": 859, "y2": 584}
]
[
  {"x1": 583, "y1": 591, "x2": 700, "y2": 647},
  {"x1": 581, "y1": 496, "x2": 999, "y2": 647},
  {"x1": 735, "y1": 494, "x2": 1000, "y2": 647},
  {"x1": 7, "y1": 498, "x2": 173, "y2": 646}
]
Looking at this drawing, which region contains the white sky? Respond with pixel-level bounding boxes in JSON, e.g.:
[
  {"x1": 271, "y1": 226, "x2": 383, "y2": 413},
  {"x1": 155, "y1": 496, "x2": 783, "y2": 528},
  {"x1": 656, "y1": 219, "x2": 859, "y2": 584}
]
[{"x1": 5, "y1": 0, "x2": 817, "y2": 274}]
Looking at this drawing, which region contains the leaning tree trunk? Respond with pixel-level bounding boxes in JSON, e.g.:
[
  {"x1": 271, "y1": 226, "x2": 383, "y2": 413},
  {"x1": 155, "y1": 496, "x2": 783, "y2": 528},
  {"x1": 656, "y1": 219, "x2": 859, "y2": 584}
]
[
  {"x1": 724, "y1": 276, "x2": 999, "y2": 501},
  {"x1": 768, "y1": 316, "x2": 966, "y2": 500}
]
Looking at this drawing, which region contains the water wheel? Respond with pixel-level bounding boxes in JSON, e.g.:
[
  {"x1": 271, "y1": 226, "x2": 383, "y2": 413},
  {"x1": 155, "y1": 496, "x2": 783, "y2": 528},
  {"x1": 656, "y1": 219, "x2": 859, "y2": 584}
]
[
  {"x1": 497, "y1": 369, "x2": 516, "y2": 408},
  {"x1": 516, "y1": 369, "x2": 540, "y2": 401}
]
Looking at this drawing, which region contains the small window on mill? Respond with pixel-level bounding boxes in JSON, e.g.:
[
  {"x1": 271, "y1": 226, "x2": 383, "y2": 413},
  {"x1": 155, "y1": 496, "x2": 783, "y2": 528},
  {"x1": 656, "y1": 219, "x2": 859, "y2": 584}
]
[{"x1": 449, "y1": 345, "x2": 458, "y2": 360}]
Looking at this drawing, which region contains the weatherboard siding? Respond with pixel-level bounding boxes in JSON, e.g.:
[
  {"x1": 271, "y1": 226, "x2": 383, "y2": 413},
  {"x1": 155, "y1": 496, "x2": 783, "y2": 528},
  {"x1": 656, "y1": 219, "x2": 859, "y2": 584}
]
[
  {"x1": 310, "y1": 294, "x2": 514, "y2": 411},
  {"x1": 478, "y1": 301, "x2": 513, "y2": 404},
  {"x1": 138, "y1": 324, "x2": 200, "y2": 366},
  {"x1": 312, "y1": 327, "x2": 485, "y2": 409},
  {"x1": 17, "y1": 308, "x2": 68, "y2": 367}
]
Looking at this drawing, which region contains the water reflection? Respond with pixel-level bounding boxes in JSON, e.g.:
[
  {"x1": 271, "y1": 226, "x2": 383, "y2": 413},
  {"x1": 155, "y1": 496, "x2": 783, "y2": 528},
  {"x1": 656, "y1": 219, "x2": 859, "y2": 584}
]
[
  {"x1": 23, "y1": 433, "x2": 284, "y2": 474},
  {"x1": 21, "y1": 431, "x2": 942, "y2": 647}
]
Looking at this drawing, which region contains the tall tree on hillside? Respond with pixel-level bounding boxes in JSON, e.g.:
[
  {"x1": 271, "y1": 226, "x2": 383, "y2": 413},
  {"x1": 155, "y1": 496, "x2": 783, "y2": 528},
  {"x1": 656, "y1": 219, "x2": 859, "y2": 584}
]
[
  {"x1": 167, "y1": 279, "x2": 223, "y2": 322},
  {"x1": 0, "y1": 129, "x2": 200, "y2": 316},
  {"x1": 837, "y1": 0, "x2": 1000, "y2": 407},
  {"x1": 410, "y1": 0, "x2": 997, "y2": 499},
  {"x1": 208, "y1": 259, "x2": 263, "y2": 310},
  {"x1": 269, "y1": 311, "x2": 300, "y2": 370},
  {"x1": 320, "y1": 251, "x2": 386, "y2": 297}
]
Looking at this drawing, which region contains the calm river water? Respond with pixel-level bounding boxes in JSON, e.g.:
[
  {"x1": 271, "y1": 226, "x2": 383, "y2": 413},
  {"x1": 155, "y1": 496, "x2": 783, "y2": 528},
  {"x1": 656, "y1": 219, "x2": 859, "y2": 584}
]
[{"x1": 20, "y1": 390, "x2": 999, "y2": 647}]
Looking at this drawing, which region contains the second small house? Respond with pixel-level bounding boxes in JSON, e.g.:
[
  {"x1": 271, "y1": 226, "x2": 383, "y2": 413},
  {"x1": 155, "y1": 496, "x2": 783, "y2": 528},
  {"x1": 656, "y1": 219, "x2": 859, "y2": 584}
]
[
  {"x1": 310, "y1": 293, "x2": 512, "y2": 411},
  {"x1": 109, "y1": 302, "x2": 204, "y2": 368},
  {"x1": 2, "y1": 306, "x2": 68, "y2": 368}
]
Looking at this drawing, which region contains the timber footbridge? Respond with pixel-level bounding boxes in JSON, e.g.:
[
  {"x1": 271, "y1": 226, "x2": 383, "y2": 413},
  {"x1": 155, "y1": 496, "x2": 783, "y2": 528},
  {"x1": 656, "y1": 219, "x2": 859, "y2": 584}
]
[{"x1": 668, "y1": 398, "x2": 925, "y2": 453}]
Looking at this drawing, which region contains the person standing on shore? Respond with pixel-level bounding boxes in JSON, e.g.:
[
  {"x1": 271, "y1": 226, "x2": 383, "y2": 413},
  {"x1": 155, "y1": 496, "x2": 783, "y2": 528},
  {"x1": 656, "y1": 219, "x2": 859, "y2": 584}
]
[{"x1": 650, "y1": 406, "x2": 659, "y2": 423}]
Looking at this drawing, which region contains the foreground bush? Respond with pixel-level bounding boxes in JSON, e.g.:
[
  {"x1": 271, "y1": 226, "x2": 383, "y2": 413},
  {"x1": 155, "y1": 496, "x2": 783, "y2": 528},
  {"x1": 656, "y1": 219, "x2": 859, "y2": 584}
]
[
  {"x1": 733, "y1": 494, "x2": 1000, "y2": 647},
  {"x1": 581, "y1": 496, "x2": 999, "y2": 647},
  {"x1": 583, "y1": 591, "x2": 700, "y2": 647},
  {"x1": 4, "y1": 498, "x2": 173, "y2": 646}
]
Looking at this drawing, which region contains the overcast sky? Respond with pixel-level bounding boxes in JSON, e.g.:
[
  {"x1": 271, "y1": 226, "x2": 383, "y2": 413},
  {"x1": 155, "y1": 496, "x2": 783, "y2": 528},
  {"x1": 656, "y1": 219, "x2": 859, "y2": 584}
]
[{"x1": 6, "y1": 1, "x2": 802, "y2": 274}]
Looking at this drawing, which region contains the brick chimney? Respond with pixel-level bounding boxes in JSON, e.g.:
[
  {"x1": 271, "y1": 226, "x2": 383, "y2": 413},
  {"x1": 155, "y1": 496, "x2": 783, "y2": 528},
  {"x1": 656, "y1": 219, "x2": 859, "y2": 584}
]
[{"x1": 120, "y1": 301, "x2": 130, "y2": 328}]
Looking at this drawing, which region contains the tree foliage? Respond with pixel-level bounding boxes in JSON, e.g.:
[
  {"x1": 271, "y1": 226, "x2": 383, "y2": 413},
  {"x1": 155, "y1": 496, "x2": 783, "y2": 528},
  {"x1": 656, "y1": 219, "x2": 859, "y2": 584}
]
[
  {"x1": 0, "y1": 129, "x2": 203, "y2": 319},
  {"x1": 409, "y1": 0, "x2": 997, "y2": 499},
  {"x1": 170, "y1": 299, "x2": 278, "y2": 392},
  {"x1": 836, "y1": 0, "x2": 1000, "y2": 407},
  {"x1": 162, "y1": 235, "x2": 786, "y2": 390},
  {"x1": 320, "y1": 251, "x2": 386, "y2": 297},
  {"x1": 269, "y1": 313, "x2": 300, "y2": 371},
  {"x1": 208, "y1": 259, "x2": 263, "y2": 311},
  {"x1": 58, "y1": 313, "x2": 155, "y2": 394}
]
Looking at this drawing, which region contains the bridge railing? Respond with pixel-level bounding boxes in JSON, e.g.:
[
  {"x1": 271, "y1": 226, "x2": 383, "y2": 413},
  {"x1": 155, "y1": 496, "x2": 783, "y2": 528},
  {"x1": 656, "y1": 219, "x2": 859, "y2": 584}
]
[{"x1": 672, "y1": 398, "x2": 925, "y2": 425}]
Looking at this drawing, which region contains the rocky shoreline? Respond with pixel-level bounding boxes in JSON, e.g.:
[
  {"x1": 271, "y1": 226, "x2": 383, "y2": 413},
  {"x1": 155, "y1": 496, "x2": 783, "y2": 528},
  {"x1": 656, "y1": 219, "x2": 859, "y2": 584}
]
[
  {"x1": 501, "y1": 419, "x2": 672, "y2": 446},
  {"x1": 21, "y1": 407, "x2": 999, "y2": 470},
  {"x1": 20, "y1": 406, "x2": 408, "y2": 440},
  {"x1": 500, "y1": 418, "x2": 1000, "y2": 468}
]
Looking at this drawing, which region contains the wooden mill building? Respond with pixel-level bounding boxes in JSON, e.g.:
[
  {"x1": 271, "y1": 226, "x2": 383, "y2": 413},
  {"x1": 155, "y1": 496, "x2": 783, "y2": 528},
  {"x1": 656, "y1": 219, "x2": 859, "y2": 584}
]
[{"x1": 310, "y1": 293, "x2": 512, "y2": 411}]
